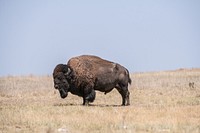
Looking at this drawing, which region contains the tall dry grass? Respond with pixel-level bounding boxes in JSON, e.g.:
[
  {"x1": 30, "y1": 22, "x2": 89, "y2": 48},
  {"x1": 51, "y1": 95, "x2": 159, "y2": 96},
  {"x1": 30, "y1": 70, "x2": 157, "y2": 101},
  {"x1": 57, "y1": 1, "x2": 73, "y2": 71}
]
[{"x1": 0, "y1": 69, "x2": 200, "y2": 133}]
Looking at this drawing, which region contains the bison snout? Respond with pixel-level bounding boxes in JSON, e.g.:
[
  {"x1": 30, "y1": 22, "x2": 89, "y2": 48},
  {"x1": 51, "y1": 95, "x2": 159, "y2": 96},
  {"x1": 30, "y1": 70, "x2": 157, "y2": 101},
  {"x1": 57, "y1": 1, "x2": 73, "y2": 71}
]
[
  {"x1": 60, "y1": 93, "x2": 68, "y2": 99},
  {"x1": 59, "y1": 89, "x2": 68, "y2": 99}
]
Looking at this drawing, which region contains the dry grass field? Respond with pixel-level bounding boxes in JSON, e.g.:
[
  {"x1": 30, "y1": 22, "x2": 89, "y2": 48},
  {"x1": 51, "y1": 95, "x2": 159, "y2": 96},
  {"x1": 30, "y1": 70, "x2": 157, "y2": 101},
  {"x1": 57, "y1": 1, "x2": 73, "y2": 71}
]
[{"x1": 0, "y1": 69, "x2": 200, "y2": 133}]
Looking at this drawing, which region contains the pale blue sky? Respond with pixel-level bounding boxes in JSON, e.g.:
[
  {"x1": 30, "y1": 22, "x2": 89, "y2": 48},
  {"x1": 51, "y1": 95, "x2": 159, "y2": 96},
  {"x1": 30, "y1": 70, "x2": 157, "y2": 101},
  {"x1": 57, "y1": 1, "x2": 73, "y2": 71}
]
[{"x1": 0, "y1": 0, "x2": 200, "y2": 76}]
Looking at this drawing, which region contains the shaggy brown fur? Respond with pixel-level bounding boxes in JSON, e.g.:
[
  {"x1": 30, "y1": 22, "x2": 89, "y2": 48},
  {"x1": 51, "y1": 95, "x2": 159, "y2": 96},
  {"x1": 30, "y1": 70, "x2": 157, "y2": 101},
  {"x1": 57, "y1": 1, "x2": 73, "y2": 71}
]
[{"x1": 67, "y1": 55, "x2": 116, "y2": 88}]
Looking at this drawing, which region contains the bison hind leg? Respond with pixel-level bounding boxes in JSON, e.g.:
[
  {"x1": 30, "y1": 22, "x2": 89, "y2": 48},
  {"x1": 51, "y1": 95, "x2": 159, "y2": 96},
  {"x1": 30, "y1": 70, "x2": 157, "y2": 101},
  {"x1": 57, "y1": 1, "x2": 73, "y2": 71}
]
[{"x1": 116, "y1": 84, "x2": 130, "y2": 106}]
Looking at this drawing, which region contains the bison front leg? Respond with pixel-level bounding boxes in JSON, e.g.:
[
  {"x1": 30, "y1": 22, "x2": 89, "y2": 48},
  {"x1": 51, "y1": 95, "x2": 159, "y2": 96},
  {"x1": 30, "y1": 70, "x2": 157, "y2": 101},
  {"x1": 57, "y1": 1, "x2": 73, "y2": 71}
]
[
  {"x1": 83, "y1": 98, "x2": 89, "y2": 106},
  {"x1": 83, "y1": 87, "x2": 96, "y2": 106}
]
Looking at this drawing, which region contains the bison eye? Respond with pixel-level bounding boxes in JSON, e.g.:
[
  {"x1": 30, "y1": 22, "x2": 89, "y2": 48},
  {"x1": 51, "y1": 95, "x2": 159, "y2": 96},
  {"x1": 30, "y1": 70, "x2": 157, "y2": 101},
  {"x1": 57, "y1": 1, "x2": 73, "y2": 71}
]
[{"x1": 54, "y1": 79, "x2": 60, "y2": 84}]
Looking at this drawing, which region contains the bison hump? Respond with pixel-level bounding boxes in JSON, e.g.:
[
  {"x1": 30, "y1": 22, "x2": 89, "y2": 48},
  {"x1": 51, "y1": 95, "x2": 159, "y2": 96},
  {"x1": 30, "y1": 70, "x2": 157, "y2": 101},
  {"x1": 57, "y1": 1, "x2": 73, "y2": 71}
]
[
  {"x1": 67, "y1": 56, "x2": 97, "y2": 87},
  {"x1": 67, "y1": 55, "x2": 114, "y2": 75},
  {"x1": 67, "y1": 55, "x2": 116, "y2": 87}
]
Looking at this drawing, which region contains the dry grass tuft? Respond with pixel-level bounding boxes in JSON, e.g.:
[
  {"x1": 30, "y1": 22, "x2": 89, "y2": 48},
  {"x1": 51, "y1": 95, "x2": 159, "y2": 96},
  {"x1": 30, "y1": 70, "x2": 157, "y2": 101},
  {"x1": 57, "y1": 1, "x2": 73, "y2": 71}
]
[{"x1": 0, "y1": 69, "x2": 200, "y2": 132}]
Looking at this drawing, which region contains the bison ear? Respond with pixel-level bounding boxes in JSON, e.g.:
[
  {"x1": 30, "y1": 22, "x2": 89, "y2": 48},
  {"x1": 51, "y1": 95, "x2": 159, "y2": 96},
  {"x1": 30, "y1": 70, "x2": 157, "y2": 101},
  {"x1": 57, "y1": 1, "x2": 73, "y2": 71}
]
[{"x1": 62, "y1": 65, "x2": 71, "y2": 76}]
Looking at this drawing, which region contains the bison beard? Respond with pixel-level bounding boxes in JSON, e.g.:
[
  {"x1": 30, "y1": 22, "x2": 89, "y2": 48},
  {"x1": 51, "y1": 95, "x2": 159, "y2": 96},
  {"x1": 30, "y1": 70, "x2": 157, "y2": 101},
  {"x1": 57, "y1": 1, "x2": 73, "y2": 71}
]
[{"x1": 53, "y1": 55, "x2": 131, "y2": 106}]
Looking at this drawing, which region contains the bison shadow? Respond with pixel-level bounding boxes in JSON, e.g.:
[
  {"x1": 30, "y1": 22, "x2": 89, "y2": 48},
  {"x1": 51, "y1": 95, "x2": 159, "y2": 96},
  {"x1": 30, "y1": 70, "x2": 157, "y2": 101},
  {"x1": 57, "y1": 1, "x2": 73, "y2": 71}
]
[{"x1": 53, "y1": 103, "x2": 122, "y2": 107}]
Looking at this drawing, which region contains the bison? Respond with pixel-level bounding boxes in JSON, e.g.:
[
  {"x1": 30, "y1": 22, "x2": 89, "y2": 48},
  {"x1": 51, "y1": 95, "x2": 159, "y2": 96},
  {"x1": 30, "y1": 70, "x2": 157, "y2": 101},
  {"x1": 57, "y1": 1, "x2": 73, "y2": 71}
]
[{"x1": 53, "y1": 55, "x2": 132, "y2": 106}]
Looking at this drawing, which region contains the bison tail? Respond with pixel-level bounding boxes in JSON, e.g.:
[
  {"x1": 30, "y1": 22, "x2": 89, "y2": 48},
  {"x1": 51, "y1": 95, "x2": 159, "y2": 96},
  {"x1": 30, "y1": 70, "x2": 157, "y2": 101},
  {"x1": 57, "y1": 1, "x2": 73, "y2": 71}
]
[
  {"x1": 126, "y1": 69, "x2": 132, "y2": 85},
  {"x1": 128, "y1": 76, "x2": 132, "y2": 85}
]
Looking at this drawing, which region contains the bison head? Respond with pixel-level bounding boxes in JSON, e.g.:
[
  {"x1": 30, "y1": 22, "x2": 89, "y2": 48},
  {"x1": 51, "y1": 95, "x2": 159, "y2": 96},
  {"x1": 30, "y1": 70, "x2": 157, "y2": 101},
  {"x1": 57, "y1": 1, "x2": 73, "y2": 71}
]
[{"x1": 53, "y1": 64, "x2": 72, "y2": 99}]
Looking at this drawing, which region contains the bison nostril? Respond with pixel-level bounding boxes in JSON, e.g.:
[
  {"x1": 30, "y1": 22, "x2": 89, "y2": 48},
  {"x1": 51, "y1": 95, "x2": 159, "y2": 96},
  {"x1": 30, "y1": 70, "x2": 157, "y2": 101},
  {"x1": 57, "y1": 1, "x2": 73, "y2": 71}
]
[{"x1": 54, "y1": 85, "x2": 59, "y2": 89}]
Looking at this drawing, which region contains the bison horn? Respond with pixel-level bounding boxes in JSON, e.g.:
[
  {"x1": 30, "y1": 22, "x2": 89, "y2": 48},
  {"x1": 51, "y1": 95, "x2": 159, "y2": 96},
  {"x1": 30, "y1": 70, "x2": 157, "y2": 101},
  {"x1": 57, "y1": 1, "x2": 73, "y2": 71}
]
[
  {"x1": 67, "y1": 67, "x2": 71, "y2": 75},
  {"x1": 63, "y1": 65, "x2": 71, "y2": 76}
]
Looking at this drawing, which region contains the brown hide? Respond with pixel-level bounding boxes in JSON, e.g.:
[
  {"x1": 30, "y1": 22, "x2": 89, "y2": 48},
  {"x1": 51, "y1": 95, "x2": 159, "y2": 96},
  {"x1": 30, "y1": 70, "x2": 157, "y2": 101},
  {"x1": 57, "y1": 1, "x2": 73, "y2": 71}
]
[{"x1": 67, "y1": 55, "x2": 116, "y2": 88}]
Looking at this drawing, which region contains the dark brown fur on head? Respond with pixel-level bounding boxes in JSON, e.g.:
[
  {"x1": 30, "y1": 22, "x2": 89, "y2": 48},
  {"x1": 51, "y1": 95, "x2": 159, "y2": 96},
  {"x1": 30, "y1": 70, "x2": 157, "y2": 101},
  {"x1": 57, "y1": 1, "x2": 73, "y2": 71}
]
[
  {"x1": 53, "y1": 64, "x2": 71, "y2": 99},
  {"x1": 53, "y1": 64, "x2": 70, "y2": 77}
]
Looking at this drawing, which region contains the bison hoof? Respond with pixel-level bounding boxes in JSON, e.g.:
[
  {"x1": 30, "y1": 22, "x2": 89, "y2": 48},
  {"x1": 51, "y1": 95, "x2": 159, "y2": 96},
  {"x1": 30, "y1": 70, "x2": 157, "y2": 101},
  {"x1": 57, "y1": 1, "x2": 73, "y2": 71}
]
[
  {"x1": 83, "y1": 100, "x2": 89, "y2": 106},
  {"x1": 84, "y1": 103, "x2": 89, "y2": 106},
  {"x1": 122, "y1": 103, "x2": 130, "y2": 106}
]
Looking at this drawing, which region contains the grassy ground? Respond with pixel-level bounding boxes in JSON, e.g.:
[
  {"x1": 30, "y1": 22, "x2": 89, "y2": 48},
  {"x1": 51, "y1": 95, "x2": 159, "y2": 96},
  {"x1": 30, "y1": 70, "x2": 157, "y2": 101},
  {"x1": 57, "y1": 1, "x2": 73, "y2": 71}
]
[{"x1": 0, "y1": 69, "x2": 200, "y2": 133}]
